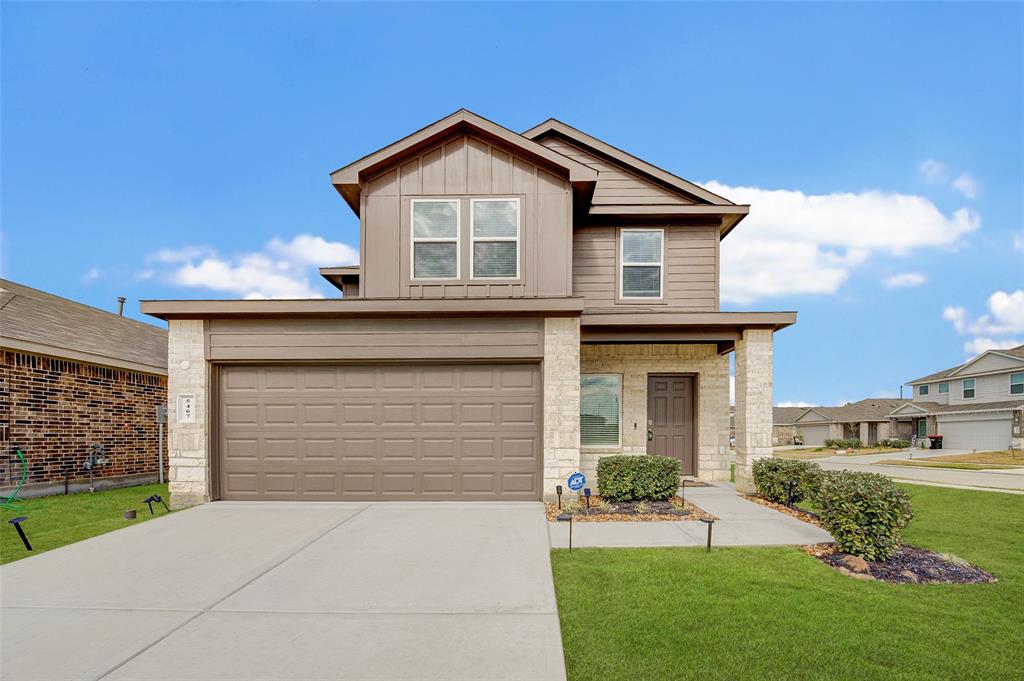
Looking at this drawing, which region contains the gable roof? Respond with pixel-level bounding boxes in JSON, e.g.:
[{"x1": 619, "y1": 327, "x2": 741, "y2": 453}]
[
  {"x1": 522, "y1": 118, "x2": 749, "y2": 236},
  {"x1": 820, "y1": 398, "x2": 912, "y2": 422},
  {"x1": 330, "y1": 109, "x2": 598, "y2": 215},
  {"x1": 890, "y1": 399, "x2": 1024, "y2": 418},
  {"x1": 0, "y1": 279, "x2": 167, "y2": 374},
  {"x1": 773, "y1": 406, "x2": 809, "y2": 425},
  {"x1": 907, "y1": 344, "x2": 1024, "y2": 385}
]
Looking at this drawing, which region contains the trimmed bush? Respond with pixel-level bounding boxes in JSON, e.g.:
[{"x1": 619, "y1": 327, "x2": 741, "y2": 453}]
[
  {"x1": 824, "y1": 438, "x2": 864, "y2": 449},
  {"x1": 597, "y1": 455, "x2": 680, "y2": 502},
  {"x1": 752, "y1": 458, "x2": 822, "y2": 504},
  {"x1": 815, "y1": 470, "x2": 913, "y2": 561}
]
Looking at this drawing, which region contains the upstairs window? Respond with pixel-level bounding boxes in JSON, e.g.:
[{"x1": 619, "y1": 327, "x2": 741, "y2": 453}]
[
  {"x1": 621, "y1": 229, "x2": 664, "y2": 299},
  {"x1": 581, "y1": 374, "x2": 622, "y2": 447},
  {"x1": 471, "y1": 199, "x2": 519, "y2": 278},
  {"x1": 412, "y1": 200, "x2": 459, "y2": 279},
  {"x1": 1011, "y1": 372, "x2": 1024, "y2": 395},
  {"x1": 938, "y1": 382, "x2": 949, "y2": 394},
  {"x1": 963, "y1": 378, "x2": 976, "y2": 399},
  {"x1": 919, "y1": 385, "x2": 929, "y2": 396}
]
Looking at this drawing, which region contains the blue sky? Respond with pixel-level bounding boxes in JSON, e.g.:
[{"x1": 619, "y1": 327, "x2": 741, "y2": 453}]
[{"x1": 3, "y1": 2, "x2": 1022, "y2": 406}]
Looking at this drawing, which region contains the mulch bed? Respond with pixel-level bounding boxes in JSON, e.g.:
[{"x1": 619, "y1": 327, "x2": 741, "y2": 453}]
[
  {"x1": 744, "y1": 494, "x2": 825, "y2": 528},
  {"x1": 544, "y1": 494, "x2": 716, "y2": 522},
  {"x1": 804, "y1": 543, "x2": 997, "y2": 585}
]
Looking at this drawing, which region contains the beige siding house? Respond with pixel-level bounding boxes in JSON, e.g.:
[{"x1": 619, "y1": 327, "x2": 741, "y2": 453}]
[
  {"x1": 143, "y1": 110, "x2": 795, "y2": 508},
  {"x1": 773, "y1": 399, "x2": 910, "y2": 446}
]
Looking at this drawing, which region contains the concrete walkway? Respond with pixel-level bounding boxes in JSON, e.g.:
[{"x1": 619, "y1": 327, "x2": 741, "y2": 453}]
[
  {"x1": 548, "y1": 483, "x2": 833, "y2": 549},
  {"x1": 0, "y1": 502, "x2": 565, "y2": 681}
]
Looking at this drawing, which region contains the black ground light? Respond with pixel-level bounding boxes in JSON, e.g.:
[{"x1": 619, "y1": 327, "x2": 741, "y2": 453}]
[
  {"x1": 8, "y1": 516, "x2": 32, "y2": 551},
  {"x1": 555, "y1": 485, "x2": 563, "y2": 509},
  {"x1": 143, "y1": 494, "x2": 170, "y2": 514},
  {"x1": 583, "y1": 488, "x2": 591, "y2": 507},
  {"x1": 556, "y1": 513, "x2": 573, "y2": 551},
  {"x1": 700, "y1": 518, "x2": 715, "y2": 552}
]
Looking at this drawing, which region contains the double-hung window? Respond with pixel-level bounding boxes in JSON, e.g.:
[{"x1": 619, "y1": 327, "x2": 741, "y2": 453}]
[
  {"x1": 471, "y1": 199, "x2": 519, "y2": 278},
  {"x1": 580, "y1": 374, "x2": 622, "y2": 447},
  {"x1": 963, "y1": 378, "x2": 976, "y2": 399},
  {"x1": 938, "y1": 382, "x2": 949, "y2": 394},
  {"x1": 620, "y1": 229, "x2": 663, "y2": 299},
  {"x1": 411, "y1": 199, "x2": 459, "y2": 279},
  {"x1": 1011, "y1": 372, "x2": 1024, "y2": 395},
  {"x1": 919, "y1": 385, "x2": 929, "y2": 396}
]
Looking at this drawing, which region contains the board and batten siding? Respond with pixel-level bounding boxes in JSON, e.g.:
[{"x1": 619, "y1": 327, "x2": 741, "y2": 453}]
[
  {"x1": 573, "y1": 226, "x2": 719, "y2": 312},
  {"x1": 360, "y1": 134, "x2": 572, "y2": 300},
  {"x1": 537, "y1": 136, "x2": 696, "y2": 207},
  {"x1": 205, "y1": 317, "x2": 544, "y2": 362}
]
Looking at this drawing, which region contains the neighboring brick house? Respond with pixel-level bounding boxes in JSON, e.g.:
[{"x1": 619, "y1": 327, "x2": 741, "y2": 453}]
[
  {"x1": 773, "y1": 399, "x2": 911, "y2": 446},
  {"x1": 0, "y1": 279, "x2": 168, "y2": 495},
  {"x1": 142, "y1": 110, "x2": 796, "y2": 508}
]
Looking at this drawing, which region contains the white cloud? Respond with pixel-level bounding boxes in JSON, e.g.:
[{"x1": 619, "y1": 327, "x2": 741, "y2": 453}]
[
  {"x1": 918, "y1": 158, "x2": 946, "y2": 183},
  {"x1": 1013, "y1": 232, "x2": 1024, "y2": 253},
  {"x1": 709, "y1": 181, "x2": 980, "y2": 304},
  {"x1": 83, "y1": 267, "x2": 100, "y2": 282},
  {"x1": 776, "y1": 401, "x2": 813, "y2": 408},
  {"x1": 883, "y1": 272, "x2": 926, "y2": 288},
  {"x1": 951, "y1": 173, "x2": 980, "y2": 199},
  {"x1": 150, "y1": 234, "x2": 358, "y2": 299},
  {"x1": 943, "y1": 289, "x2": 1024, "y2": 356}
]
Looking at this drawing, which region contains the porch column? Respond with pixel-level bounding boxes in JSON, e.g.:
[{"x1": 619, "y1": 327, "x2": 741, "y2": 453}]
[
  {"x1": 167, "y1": 319, "x2": 210, "y2": 509},
  {"x1": 542, "y1": 317, "x2": 581, "y2": 497},
  {"x1": 734, "y1": 328, "x2": 773, "y2": 494}
]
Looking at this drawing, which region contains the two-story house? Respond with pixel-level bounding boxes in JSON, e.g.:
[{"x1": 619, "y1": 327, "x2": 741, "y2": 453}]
[
  {"x1": 143, "y1": 110, "x2": 795, "y2": 508},
  {"x1": 889, "y1": 345, "x2": 1024, "y2": 450}
]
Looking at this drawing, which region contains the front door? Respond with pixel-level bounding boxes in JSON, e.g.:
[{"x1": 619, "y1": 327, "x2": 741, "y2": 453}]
[{"x1": 647, "y1": 374, "x2": 696, "y2": 475}]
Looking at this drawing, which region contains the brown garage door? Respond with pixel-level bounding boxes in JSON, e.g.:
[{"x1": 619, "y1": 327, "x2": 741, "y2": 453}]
[{"x1": 217, "y1": 363, "x2": 542, "y2": 501}]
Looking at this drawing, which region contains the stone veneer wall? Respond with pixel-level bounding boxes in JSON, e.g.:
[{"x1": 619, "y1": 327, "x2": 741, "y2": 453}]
[
  {"x1": 733, "y1": 329, "x2": 773, "y2": 494},
  {"x1": 579, "y1": 344, "x2": 731, "y2": 488},
  {"x1": 167, "y1": 320, "x2": 209, "y2": 509},
  {"x1": 542, "y1": 317, "x2": 581, "y2": 496}
]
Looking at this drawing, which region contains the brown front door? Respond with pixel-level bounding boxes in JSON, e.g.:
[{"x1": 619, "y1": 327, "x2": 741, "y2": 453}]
[{"x1": 647, "y1": 374, "x2": 696, "y2": 475}]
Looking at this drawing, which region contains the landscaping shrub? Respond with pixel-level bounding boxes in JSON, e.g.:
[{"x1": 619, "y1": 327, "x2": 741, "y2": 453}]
[
  {"x1": 887, "y1": 438, "x2": 911, "y2": 449},
  {"x1": 752, "y1": 458, "x2": 822, "y2": 504},
  {"x1": 597, "y1": 455, "x2": 680, "y2": 502},
  {"x1": 815, "y1": 470, "x2": 913, "y2": 561},
  {"x1": 824, "y1": 438, "x2": 864, "y2": 449}
]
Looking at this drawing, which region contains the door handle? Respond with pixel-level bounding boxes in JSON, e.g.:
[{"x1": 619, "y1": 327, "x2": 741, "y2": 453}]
[{"x1": 647, "y1": 429, "x2": 654, "y2": 441}]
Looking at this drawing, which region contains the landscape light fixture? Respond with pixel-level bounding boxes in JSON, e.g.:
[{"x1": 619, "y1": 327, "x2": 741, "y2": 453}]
[
  {"x1": 786, "y1": 480, "x2": 796, "y2": 507},
  {"x1": 8, "y1": 516, "x2": 32, "y2": 551},
  {"x1": 680, "y1": 479, "x2": 685, "y2": 506},
  {"x1": 700, "y1": 518, "x2": 715, "y2": 552},
  {"x1": 583, "y1": 488, "x2": 591, "y2": 508},
  {"x1": 555, "y1": 485, "x2": 563, "y2": 509},
  {"x1": 556, "y1": 513, "x2": 573, "y2": 551},
  {"x1": 143, "y1": 494, "x2": 170, "y2": 515}
]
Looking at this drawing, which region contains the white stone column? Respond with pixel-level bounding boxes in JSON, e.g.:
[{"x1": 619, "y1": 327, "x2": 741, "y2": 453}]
[
  {"x1": 542, "y1": 317, "x2": 580, "y2": 497},
  {"x1": 733, "y1": 328, "x2": 773, "y2": 494},
  {"x1": 167, "y1": 320, "x2": 210, "y2": 509}
]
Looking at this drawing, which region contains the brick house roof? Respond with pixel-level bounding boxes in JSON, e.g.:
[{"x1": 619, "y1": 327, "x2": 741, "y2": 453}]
[{"x1": 0, "y1": 279, "x2": 167, "y2": 374}]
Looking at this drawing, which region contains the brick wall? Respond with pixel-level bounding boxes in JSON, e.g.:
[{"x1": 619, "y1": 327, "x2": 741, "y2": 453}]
[{"x1": 0, "y1": 350, "x2": 167, "y2": 487}]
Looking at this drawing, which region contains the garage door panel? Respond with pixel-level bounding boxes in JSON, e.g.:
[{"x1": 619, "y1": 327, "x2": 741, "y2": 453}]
[
  {"x1": 937, "y1": 414, "x2": 1011, "y2": 450},
  {"x1": 219, "y1": 364, "x2": 541, "y2": 500}
]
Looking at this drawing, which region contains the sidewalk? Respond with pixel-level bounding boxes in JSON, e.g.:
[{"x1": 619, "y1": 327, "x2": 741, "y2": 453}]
[{"x1": 548, "y1": 483, "x2": 832, "y2": 549}]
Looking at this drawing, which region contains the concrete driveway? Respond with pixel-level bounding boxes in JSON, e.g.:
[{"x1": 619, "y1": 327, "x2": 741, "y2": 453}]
[{"x1": 0, "y1": 502, "x2": 565, "y2": 681}]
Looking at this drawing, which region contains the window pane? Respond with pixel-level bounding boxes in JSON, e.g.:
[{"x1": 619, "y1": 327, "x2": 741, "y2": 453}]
[
  {"x1": 473, "y1": 241, "x2": 517, "y2": 278},
  {"x1": 1012, "y1": 373, "x2": 1024, "y2": 395},
  {"x1": 581, "y1": 375, "x2": 621, "y2": 446},
  {"x1": 919, "y1": 385, "x2": 929, "y2": 396},
  {"x1": 413, "y1": 201, "x2": 458, "y2": 238},
  {"x1": 622, "y1": 231, "x2": 662, "y2": 263},
  {"x1": 473, "y1": 200, "x2": 517, "y2": 238},
  {"x1": 938, "y1": 382, "x2": 948, "y2": 393},
  {"x1": 623, "y1": 266, "x2": 661, "y2": 297},
  {"x1": 413, "y1": 242, "x2": 457, "y2": 278}
]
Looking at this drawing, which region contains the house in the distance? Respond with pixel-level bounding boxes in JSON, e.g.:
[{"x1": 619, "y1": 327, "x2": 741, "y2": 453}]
[
  {"x1": 889, "y1": 345, "x2": 1024, "y2": 450},
  {"x1": 773, "y1": 398, "x2": 911, "y2": 446},
  {"x1": 0, "y1": 279, "x2": 168, "y2": 495}
]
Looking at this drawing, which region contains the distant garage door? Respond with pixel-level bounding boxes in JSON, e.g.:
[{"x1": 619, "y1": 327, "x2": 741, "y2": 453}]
[
  {"x1": 936, "y1": 413, "x2": 1012, "y2": 451},
  {"x1": 217, "y1": 364, "x2": 542, "y2": 501},
  {"x1": 797, "y1": 424, "x2": 830, "y2": 446}
]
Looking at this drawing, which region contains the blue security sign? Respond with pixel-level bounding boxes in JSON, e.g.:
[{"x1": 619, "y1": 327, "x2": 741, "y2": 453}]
[{"x1": 567, "y1": 472, "x2": 586, "y2": 492}]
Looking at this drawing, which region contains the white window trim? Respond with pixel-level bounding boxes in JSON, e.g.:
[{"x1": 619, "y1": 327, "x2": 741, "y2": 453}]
[
  {"x1": 619, "y1": 228, "x2": 664, "y2": 300},
  {"x1": 962, "y1": 378, "x2": 976, "y2": 400},
  {"x1": 580, "y1": 373, "x2": 623, "y2": 448},
  {"x1": 938, "y1": 382, "x2": 949, "y2": 394},
  {"x1": 410, "y1": 199, "x2": 460, "y2": 281},
  {"x1": 1010, "y1": 372, "x2": 1024, "y2": 395},
  {"x1": 470, "y1": 198, "x2": 520, "y2": 280}
]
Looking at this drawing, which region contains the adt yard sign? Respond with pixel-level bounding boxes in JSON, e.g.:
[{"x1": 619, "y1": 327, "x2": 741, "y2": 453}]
[{"x1": 567, "y1": 472, "x2": 586, "y2": 492}]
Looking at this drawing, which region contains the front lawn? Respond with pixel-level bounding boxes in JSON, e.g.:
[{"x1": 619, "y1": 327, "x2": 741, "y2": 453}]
[
  {"x1": 551, "y1": 484, "x2": 1023, "y2": 680},
  {"x1": 1, "y1": 483, "x2": 170, "y2": 564},
  {"x1": 877, "y1": 459, "x2": 1022, "y2": 471},
  {"x1": 775, "y1": 447, "x2": 904, "y2": 460}
]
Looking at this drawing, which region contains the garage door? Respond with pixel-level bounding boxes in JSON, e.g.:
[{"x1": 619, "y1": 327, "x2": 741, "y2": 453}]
[
  {"x1": 797, "y1": 424, "x2": 830, "y2": 446},
  {"x1": 218, "y1": 364, "x2": 542, "y2": 501},
  {"x1": 937, "y1": 413, "x2": 1012, "y2": 451}
]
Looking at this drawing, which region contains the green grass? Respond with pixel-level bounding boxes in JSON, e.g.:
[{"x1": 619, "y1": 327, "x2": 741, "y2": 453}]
[
  {"x1": 1, "y1": 483, "x2": 170, "y2": 564},
  {"x1": 551, "y1": 484, "x2": 1024, "y2": 680},
  {"x1": 878, "y1": 459, "x2": 1022, "y2": 471}
]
